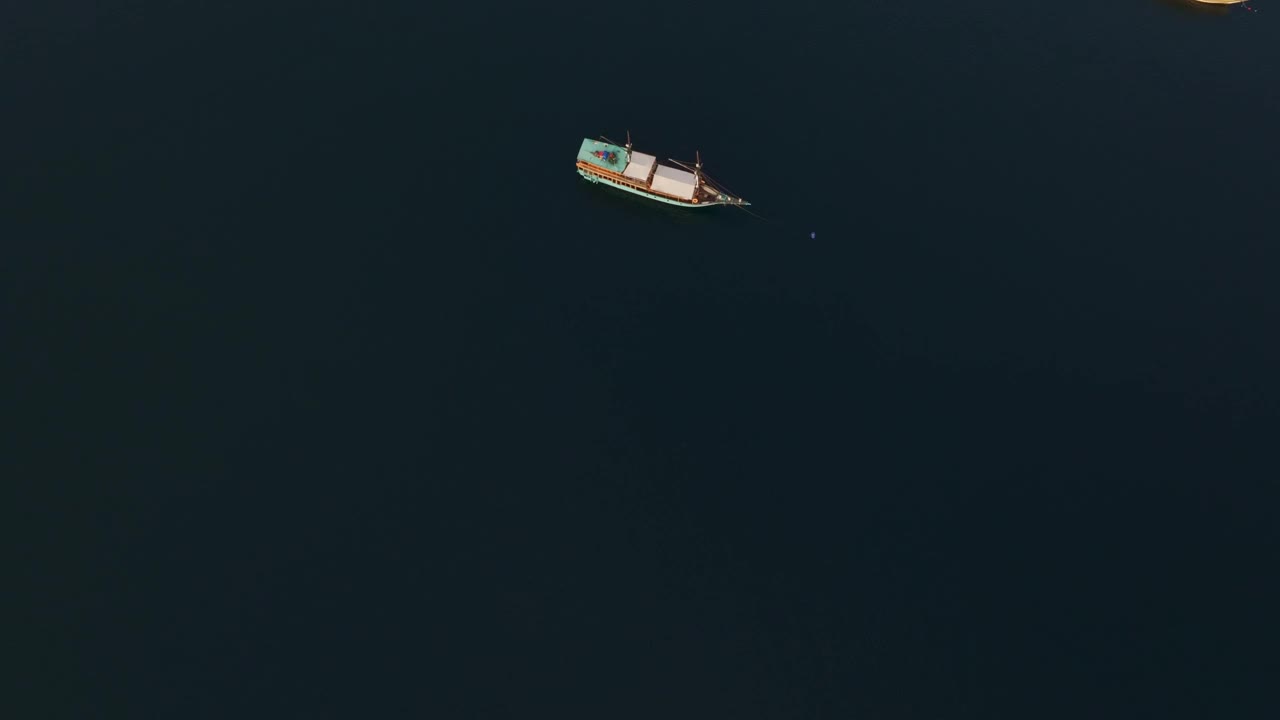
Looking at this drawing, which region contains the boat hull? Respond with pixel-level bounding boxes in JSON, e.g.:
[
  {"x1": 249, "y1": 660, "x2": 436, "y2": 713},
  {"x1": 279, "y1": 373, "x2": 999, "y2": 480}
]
[{"x1": 577, "y1": 168, "x2": 728, "y2": 208}]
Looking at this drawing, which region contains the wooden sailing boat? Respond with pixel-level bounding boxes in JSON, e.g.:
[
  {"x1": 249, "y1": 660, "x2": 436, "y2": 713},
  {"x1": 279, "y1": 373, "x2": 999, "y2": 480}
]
[{"x1": 575, "y1": 132, "x2": 749, "y2": 208}]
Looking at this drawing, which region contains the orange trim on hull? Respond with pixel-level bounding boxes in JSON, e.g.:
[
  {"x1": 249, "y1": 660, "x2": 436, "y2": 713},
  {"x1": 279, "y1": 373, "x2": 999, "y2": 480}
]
[{"x1": 576, "y1": 162, "x2": 700, "y2": 205}]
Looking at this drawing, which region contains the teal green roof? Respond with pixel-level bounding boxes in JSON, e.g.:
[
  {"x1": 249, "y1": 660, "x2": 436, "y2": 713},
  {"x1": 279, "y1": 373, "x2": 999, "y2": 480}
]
[{"x1": 577, "y1": 138, "x2": 628, "y2": 173}]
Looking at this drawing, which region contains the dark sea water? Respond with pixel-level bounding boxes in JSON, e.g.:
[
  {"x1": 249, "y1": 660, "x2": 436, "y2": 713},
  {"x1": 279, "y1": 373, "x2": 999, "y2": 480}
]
[{"x1": 8, "y1": 1, "x2": 1279, "y2": 717}]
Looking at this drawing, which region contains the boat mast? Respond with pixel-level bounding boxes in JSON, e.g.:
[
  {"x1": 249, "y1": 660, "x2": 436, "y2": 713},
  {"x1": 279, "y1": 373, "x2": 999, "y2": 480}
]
[
  {"x1": 626, "y1": 130, "x2": 632, "y2": 161},
  {"x1": 695, "y1": 151, "x2": 702, "y2": 185}
]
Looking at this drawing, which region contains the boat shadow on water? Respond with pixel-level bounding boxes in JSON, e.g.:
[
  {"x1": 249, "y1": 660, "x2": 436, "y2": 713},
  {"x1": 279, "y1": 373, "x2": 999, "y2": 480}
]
[{"x1": 575, "y1": 178, "x2": 753, "y2": 230}]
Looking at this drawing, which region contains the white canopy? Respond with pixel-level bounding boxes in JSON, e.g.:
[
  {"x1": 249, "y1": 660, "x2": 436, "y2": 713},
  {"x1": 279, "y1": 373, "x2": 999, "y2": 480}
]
[
  {"x1": 650, "y1": 164, "x2": 697, "y2": 200},
  {"x1": 623, "y1": 151, "x2": 656, "y2": 181}
]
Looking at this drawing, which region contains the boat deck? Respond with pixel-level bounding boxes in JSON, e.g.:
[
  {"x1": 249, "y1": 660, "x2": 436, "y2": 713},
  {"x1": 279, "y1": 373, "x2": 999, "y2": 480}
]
[
  {"x1": 576, "y1": 139, "x2": 629, "y2": 174},
  {"x1": 574, "y1": 136, "x2": 748, "y2": 207}
]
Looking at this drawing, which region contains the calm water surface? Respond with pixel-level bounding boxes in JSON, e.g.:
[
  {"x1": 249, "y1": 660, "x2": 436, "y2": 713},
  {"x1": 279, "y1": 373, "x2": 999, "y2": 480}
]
[{"x1": 8, "y1": 1, "x2": 1278, "y2": 717}]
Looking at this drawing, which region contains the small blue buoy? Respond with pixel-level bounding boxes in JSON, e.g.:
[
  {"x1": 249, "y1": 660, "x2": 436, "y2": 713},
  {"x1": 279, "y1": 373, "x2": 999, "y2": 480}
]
[{"x1": 810, "y1": 231, "x2": 816, "y2": 239}]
